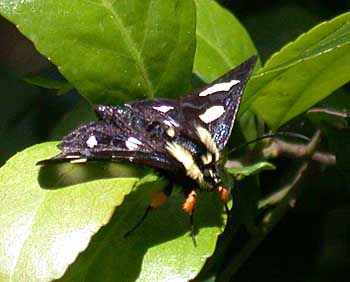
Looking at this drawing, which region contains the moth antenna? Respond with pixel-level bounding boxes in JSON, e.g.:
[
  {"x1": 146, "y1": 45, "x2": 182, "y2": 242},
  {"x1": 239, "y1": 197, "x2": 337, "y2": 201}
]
[{"x1": 225, "y1": 131, "x2": 311, "y2": 156}]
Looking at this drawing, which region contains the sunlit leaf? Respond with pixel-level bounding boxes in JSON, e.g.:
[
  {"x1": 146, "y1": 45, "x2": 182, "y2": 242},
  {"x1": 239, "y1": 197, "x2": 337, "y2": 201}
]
[
  {"x1": 193, "y1": 0, "x2": 258, "y2": 82},
  {"x1": 0, "y1": 0, "x2": 196, "y2": 104},
  {"x1": 243, "y1": 12, "x2": 350, "y2": 130},
  {"x1": 0, "y1": 143, "x2": 140, "y2": 281}
]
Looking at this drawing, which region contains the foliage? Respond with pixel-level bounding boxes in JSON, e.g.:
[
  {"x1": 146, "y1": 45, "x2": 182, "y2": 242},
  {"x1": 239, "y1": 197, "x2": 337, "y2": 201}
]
[{"x1": 0, "y1": 0, "x2": 349, "y2": 281}]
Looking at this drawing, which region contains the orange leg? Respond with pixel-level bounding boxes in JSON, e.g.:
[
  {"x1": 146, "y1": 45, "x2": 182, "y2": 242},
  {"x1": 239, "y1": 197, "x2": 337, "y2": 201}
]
[
  {"x1": 182, "y1": 190, "x2": 197, "y2": 215},
  {"x1": 182, "y1": 189, "x2": 198, "y2": 246},
  {"x1": 216, "y1": 186, "x2": 230, "y2": 216}
]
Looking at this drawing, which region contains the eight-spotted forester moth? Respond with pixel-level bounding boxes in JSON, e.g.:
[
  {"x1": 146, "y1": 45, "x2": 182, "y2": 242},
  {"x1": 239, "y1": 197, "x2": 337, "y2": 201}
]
[{"x1": 38, "y1": 56, "x2": 257, "y2": 243}]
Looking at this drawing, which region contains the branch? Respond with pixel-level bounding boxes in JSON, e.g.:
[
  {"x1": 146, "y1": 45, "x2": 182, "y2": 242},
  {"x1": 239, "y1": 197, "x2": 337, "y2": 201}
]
[
  {"x1": 262, "y1": 138, "x2": 335, "y2": 166},
  {"x1": 218, "y1": 130, "x2": 323, "y2": 282}
]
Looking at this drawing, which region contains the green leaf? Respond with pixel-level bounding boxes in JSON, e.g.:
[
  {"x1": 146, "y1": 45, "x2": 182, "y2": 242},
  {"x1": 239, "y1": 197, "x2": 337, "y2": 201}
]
[
  {"x1": 0, "y1": 143, "x2": 140, "y2": 281},
  {"x1": 0, "y1": 143, "x2": 227, "y2": 281},
  {"x1": 244, "y1": 12, "x2": 350, "y2": 130},
  {"x1": 23, "y1": 75, "x2": 73, "y2": 96},
  {"x1": 226, "y1": 161, "x2": 275, "y2": 178},
  {"x1": 60, "y1": 186, "x2": 227, "y2": 282},
  {"x1": 238, "y1": 110, "x2": 261, "y2": 149},
  {"x1": 193, "y1": 0, "x2": 258, "y2": 82},
  {"x1": 0, "y1": 0, "x2": 196, "y2": 104}
]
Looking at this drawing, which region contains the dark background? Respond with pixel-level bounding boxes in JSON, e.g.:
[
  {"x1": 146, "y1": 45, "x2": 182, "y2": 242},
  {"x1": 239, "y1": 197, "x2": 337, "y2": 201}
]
[{"x1": 221, "y1": 1, "x2": 350, "y2": 281}]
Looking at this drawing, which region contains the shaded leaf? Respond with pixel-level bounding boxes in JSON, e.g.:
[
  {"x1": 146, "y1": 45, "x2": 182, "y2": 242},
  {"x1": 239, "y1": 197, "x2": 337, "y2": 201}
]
[
  {"x1": 243, "y1": 12, "x2": 350, "y2": 130},
  {"x1": 0, "y1": 143, "x2": 228, "y2": 281},
  {"x1": 0, "y1": 0, "x2": 196, "y2": 104},
  {"x1": 23, "y1": 75, "x2": 73, "y2": 96},
  {"x1": 193, "y1": 0, "x2": 258, "y2": 82},
  {"x1": 226, "y1": 161, "x2": 275, "y2": 178},
  {"x1": 60, "y1": 185, "x2": 227, "y2": 282},
  {"x1": 238, "y1": 109, "x2": 261, "y2": 149}
]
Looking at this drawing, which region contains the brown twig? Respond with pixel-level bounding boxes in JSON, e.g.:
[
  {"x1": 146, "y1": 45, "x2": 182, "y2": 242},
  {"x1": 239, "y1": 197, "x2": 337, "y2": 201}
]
[
  {"x1": 262, "y1": 138, "x2": 335, "y2": 166},
  {"x1": 218, "y1": 130, "x2": 323, "y2": 282}
]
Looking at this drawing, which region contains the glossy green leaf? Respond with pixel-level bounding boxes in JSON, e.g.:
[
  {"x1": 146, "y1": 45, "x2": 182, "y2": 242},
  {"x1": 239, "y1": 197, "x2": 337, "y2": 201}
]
[
  {"x1": 0, "y1": 143, "x2": 140, "y2": 281},
  {"x1": 0, "y1": 0, "x2": 196, "y2": 104},
  {"x1": 60, "y1": 185, "x2": 227, "y2": 282},
  {"x1": 238, "y1": 110, "x2": 261, "y2": 148},
  {"x1": 226, "y1": 161, "x2": 275, "y2": 178},
  {"x1": 244, "y1": 12, "x2": 350, "y2": 130},
  {"x1": 0, "y1": 143, "x2": 227, "y2": 281},
  {"x1": 193, "y1": 0, "x2": 258, "y2": 82}
]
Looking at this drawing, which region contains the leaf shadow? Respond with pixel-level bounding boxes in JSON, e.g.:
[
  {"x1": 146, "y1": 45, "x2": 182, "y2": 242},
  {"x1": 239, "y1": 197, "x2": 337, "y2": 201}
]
[
  {"x1": 37, "y1": 162, "x2": 147, "y2": 189},
  {"x1": 57, "y1": 180, "x2": 226, "y2": 281}
]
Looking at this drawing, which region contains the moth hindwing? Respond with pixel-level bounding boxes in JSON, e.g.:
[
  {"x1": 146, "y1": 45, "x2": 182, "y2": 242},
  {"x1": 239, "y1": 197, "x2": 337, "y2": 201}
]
[{"x1": 38, "y1": 56, "x2": 257, "y2": 242}]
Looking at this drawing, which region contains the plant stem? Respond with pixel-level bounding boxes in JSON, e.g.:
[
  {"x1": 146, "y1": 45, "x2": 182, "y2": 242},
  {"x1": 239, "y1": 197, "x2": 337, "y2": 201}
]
[
  {"x1": 218, "y1": 130, "x2": 323, "y2": 282},
  {"x1": 262, "y1": 137, "x2": 335, "y2": 166}
]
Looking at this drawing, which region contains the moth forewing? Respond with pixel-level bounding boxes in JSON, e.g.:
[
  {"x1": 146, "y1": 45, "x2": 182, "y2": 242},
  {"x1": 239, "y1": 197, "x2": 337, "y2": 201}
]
[{"x1": 37, "y1": 55, "x2": 258, "y2": 244}]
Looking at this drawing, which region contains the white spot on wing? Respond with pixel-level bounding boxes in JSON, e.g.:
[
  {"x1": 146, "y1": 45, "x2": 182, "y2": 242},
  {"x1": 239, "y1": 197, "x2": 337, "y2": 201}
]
[
  {"x1": 125, "y1": 137, "x2": 142, "y2": 150},
  {"x1": 199, "y1": 80, "x2": 240, "y2": 96},
  {"x1": 199, "y1": 105, "x2": 225, "y2": 123},
  {"x1": 65, "y1": 155, "x2": 80, "y2": 159},
  {"x1": 153, "y1": 105, "x2": 174, "y2": 113},
  {"x1": 164, "y1": 119, "x2": 179, "y2": 127},
  {"x1": 86, "y1": 135, "x2": 98, "y2": 148},
  {"x1": 70, "y1": 158, "x2": 88, "y2": 164}
]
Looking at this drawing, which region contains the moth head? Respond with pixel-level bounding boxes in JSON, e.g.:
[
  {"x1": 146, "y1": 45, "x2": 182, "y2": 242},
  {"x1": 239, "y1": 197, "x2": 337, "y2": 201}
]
[{"x1": 202, "y1": 162, "x2": 222, "y2": 189}]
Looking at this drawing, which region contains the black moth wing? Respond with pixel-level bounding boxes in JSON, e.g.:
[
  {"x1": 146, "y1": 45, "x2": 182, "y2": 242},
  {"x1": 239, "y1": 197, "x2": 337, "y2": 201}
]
[
  {"x1": 37, "y1": 101, "x2": 184, "y2": 172},
  {"x1": 179, "y1": 55, "x2": 257, "y2": 150},
  {"x1": 37, "y1": 56, "x2": 257, "y2": 171},
  {"x1": 118, "y1": 55, "x2": 258, "y2": 153}
]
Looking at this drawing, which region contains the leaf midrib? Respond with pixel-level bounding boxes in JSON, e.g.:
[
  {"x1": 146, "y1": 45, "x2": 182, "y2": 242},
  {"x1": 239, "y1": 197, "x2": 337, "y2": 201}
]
[{"x1": 101, "y1": 0, "x2": 155, "y2": 98}]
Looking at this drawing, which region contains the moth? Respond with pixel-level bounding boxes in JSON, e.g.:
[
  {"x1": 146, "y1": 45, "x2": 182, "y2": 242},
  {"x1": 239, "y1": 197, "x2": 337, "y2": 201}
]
[{"x1": 38, "y1": 56, "x2": 257, "y2": 244}]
